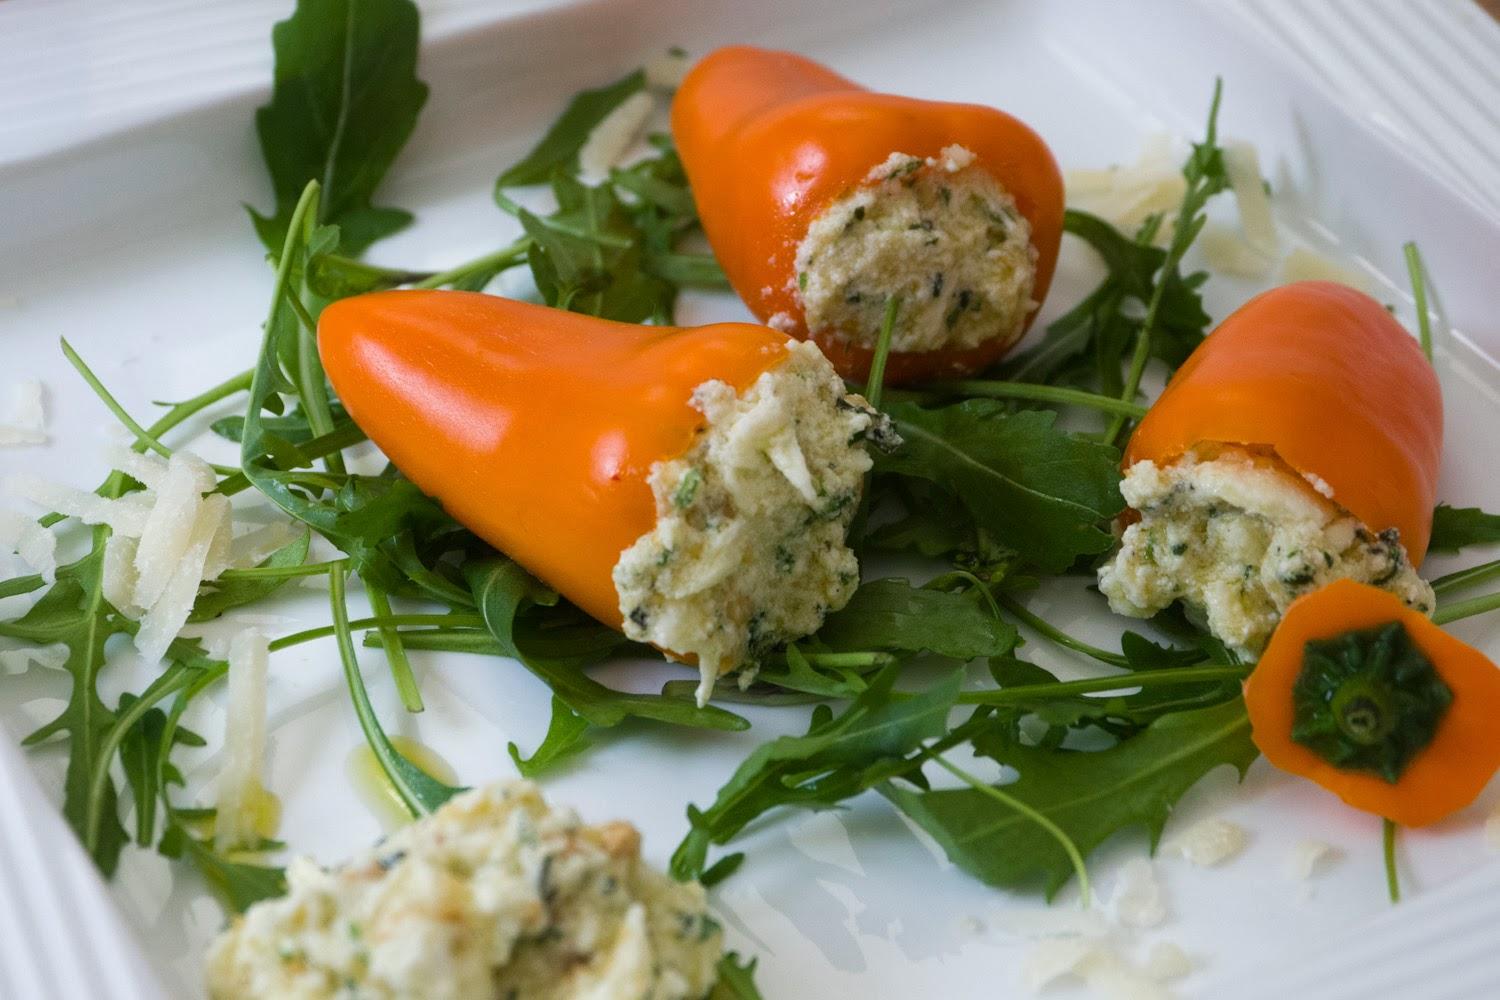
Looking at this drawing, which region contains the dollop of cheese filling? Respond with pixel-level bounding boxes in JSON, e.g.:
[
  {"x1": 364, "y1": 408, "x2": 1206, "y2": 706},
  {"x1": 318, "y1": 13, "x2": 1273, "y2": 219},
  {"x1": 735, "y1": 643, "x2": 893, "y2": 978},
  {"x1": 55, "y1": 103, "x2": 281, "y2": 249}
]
[
  {"x1": 1097, "y1": 447, "x2": 1434, "y2": 656},
  {"x1": 205, "y1": 781, "x2": 722, "y2": 1000},
  {"x1": 792, "y1": 145, "x2": 1038, "y2": 354},
  {"x1": 613, "y1": 340, "x2": 895, "y2": 703}
]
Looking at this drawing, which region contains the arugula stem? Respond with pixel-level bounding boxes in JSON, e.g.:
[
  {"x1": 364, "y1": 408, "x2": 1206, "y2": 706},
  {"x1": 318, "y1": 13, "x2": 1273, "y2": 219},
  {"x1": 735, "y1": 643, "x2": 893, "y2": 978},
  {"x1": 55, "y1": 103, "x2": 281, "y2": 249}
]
[
  {"x1": 1403, "y1": 242, "x2": 1434, "y2": 363},
  {"x1": 933, "y1": 754, "x2": 1092, "y2": 908},
  {"x1": 1431, "y1": 558, "x2": 1500, "y2": 596},
  {"x1": 360, "y1": 627, "x2": 500, "y2": 654},
  {"x1": 58, "y1": 338, "x2": 239, "y2": 477},
  {"x1": 1104, "y1": 78, "x2": 1224, "y2": 447},
  {"x1": 1383, "y1": 818, "x2": 1401, "y2": 903},
  {"x1": 367, "y1": 584, "x2": 424, "y2": 713},
  {"x1": 328, "y1": 564, "x2": 434, "y2": 819},
  {"x1": 958, "y1": 665, "x2": 1248, "y2": 706},
  {"x1": 0, "y1": 575, "x2": 45, "y2": 599},
  {"x1": 996, "y1": 593, "x2": 1131, "y2": 668},
  {"x1": 216, "y1": 558, "x2": 349, "y2": 581},
  {"x1": 1431, "y1": 590, "x2": 1500, "y2": 625},
  {"x1": 269, "y1": 613, "x2": 484, "y2": 652},
  {"x1": 864, "y1": 295, "x2": 902, "y2": 412},
  {"x1": 413, "y1": 235, "x2": 532, "y2": 290},
  {"x1": 280, "y1": 228, "x2": 346, "y2": 479},
  {"x1": 218, "y1": 423, "x2": 368, "y2": 497},
  {"x1": 798, "y1": 652, "x2": 897, "y2": 669},
  {"x1": 891, "y1": 381, "x2": 1148, "y2": 418},
  {"x1": 491, "y1": 193, "x2": 632, "y2": 247}
]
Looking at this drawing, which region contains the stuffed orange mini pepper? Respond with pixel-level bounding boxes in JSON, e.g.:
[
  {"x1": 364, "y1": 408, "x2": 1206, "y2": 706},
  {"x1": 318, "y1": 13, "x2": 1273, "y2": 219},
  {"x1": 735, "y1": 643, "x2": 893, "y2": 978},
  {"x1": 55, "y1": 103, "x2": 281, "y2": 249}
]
[
  {"x1": 1098, "y1": 281, "x2": 1444, "y2": 656},
  {"x1": 672, "y1": 46, "x2": 1064, "y2": 384},
  {"x1": 1246, "y1": 579, "x2": 1500, "y2": 826},
  {"x1": 319, "y1": 290, "x2": 895, "y2": 700}
]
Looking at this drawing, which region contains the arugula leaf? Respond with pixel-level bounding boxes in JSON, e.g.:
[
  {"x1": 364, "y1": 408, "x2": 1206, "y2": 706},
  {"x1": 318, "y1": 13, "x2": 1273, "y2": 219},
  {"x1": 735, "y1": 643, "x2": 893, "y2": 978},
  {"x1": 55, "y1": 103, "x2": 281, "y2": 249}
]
[
  {"x1": 12, "y1": 544, "x2": 133, "y2": 874},
  {"x1": 815, "y1": 579, "x2": 1018, "y2": 661},
  {"x1": 519, "y1": 173, "x2": 674, "y2": 322},
  {"x1": 709, "y1": 953, "x2": 765, "y2": 1000},
  {"x1": 1429, "y1": 503, "x2": 1500, "y2": 552},
  {"x1": 466, "y1": 558, "x2": 748, "y2": 732},
  {"x1": 881, "y1": 698, "x2": 1256, "y2": 896},
  {"x1": 1119, "y1": 630, "x2": 1205, "y2": 672},
  {"x1": 116, "y1": 697, "x2": 178, "y2": 846},
  {"x1": 875, "y1": 402, "x2": 1124, "y2": 572},
  {"x1": 250, "y1": 0, "x2": 429, "y2": 255},
  {"x1": 671, "y1": 665, "x2": 960, "y2": 881},
  {"x1": 158, "y1": 820, "x2": 287, "y2": 914},
  {"x1": 496, "y1": 69, "x2": 646, "y2": 188},
  {"x1": 508, "y1": 696, "x2": 593, "y2": 778},
  {"x1": 190, "y1": 530, "x2": 312, "y2": 622}
]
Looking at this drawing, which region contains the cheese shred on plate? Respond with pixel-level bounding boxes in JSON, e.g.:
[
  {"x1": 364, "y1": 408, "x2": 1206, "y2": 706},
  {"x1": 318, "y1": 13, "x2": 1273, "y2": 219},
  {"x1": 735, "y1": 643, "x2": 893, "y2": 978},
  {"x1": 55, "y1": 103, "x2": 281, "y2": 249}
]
[
  {"x1": 613, "y1": 340, "x2": 896, "y2": 703},
  {"x1": 4, "y1": 446, "x2": 235, "y2": 662},
  {"x1": 1099, "y1": 446, "x2": 1433, "y2": 656},
  {"x1": 206, "y1": 781, "x2": 724, "y2": 1000},
  {"x1": 793, "y1": 145, "x2": 1037, "y2": 354}
]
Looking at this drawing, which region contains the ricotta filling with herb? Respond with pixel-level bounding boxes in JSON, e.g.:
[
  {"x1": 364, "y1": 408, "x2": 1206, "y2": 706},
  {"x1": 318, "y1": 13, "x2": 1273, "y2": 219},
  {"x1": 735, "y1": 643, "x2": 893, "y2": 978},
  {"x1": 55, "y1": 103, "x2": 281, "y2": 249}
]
[
  {"x1": 1098, "y1": 447, "x2": 1434, "y2": 655},
  {"x1": 613, "y1": 340, "x2": 895, "y2": 704},
  {"x1": 205, "y1": 781, "x2": 723, "y2": 1000},
  {"x1": 792, "y1": 144, "x2": 1037, "y2": 354}
]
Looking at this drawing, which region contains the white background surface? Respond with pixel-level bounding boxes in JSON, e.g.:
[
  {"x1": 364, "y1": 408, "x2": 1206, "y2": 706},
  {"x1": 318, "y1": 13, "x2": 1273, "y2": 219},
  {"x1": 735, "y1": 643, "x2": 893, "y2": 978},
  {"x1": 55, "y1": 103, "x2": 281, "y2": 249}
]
[{"x1": 2, "y1": 2, "x2": 1500, "y2": 999}]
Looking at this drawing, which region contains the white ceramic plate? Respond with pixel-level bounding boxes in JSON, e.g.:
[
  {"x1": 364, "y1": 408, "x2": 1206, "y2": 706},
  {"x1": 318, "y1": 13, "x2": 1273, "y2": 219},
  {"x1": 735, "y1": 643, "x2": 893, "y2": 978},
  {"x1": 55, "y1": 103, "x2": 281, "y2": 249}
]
[{"x1": 3, "y1": 2, "x2": 1500, "y2": 998}]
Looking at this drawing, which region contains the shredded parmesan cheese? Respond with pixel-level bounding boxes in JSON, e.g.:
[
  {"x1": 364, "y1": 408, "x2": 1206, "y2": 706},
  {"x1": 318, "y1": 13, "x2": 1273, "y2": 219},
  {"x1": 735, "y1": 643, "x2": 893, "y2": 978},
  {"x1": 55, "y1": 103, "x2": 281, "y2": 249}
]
[
  {"x1": 1064, "y1": 134, "x2": 1185, "y2": 242},
  {"x1": 0, "y1": 508, "x2": 58, "y2": 583},
  {"x1": 0, "y1": 379, "x2": 46, "y2": 446},
  {"x1": 644, "y1": 49, "x2": 690, "y2": 90},
  {"x1": 1167, "y1": 817, "x2": 1248, "y2": 867},
  {"x1": 1144, "y1": 942, "x2": 1191, "y2": 982},
  {"x1": 1289, "y1": 839, "x2": 1339, "y2": 879},
  {"x1": 578, "y1": 91, "x2": 656, "y2": 179},
  {"x1": 1111, "y1": 858, "x2": 1167, "y2": 929},
  {"x1": 1222, "y1": 142, "x2": 1276, "y2": 255},
  {"x1": 1201, "y1": 222, "x2": 1272, "y2": 278},
  {"x1": 1281, "y1": 247, "x2": 1371, "y2": 292},
  {"x1": 215, "y1": 630, "x2": 271, "y2": 852}
]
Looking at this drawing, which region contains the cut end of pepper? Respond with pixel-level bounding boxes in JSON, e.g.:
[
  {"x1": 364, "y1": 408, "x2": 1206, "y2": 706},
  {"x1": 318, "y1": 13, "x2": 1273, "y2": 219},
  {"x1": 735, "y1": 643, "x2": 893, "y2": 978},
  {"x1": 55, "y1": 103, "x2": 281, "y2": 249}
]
[
  {"x1": 1245, "y1": 578, "x2": 1500, "y2": 827},
  {"x1": 1290, "y1": 621, "x2": 1452, "y2": 783}
]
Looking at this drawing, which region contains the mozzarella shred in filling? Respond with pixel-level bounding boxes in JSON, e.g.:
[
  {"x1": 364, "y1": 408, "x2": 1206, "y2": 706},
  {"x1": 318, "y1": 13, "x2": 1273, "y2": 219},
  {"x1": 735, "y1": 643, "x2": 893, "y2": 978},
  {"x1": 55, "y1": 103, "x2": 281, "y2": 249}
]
[
  {"x1": 1097, "y1": 447, "x2": 1434, "y2": 656},
  {"x1": 792, "y1": 145, "x2": 1037, "y2": 354},
  {"x1": 205, "y1": 781, "x2": 723, "y2": 1000},
  {"x1": 613, "y1": 340, "x2": 892, "y2": 704}
]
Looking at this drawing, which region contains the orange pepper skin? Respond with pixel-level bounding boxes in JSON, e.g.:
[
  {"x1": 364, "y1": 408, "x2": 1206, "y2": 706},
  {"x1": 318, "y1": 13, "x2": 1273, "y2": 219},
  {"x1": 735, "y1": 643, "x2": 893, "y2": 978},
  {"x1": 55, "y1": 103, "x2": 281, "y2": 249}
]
[
  {"x1": 317, "y1": 290, "x2": 788, "y2": 630},
  {"x1": 1125, "y1": 281, "x2": 1443, "y2": 563},
  {"x1": 671, "y1": 45, "x2": 1064, "y2": 384},
  {"x1": 1245, "y1": 579, "x2": 1500, "y2": 826}
]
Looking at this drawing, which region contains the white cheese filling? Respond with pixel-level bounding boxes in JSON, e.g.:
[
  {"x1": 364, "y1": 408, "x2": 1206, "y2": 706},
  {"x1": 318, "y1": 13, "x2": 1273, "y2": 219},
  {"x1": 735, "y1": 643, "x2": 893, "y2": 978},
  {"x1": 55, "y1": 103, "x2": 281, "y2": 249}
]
[
  {"x1": 612, "y1": 340, "x2": 893, "y2": 703},
  {"x1": 206, "y1": 781, "x2": 722, "y2": 1000},
  {"x1": 1098, "y1": 447, "x2": 1434, "y2": 656},
  {"x1": 793, "y1": 145, "x2": 1038, "y2": 354}
]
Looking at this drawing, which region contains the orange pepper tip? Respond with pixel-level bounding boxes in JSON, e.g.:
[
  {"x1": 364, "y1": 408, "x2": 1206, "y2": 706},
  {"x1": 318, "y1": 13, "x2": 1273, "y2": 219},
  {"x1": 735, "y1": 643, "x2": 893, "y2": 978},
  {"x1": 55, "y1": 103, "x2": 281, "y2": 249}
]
[
  {"x1": 1245, "y1": 579, "x2": 1500, "y2": 827},
  {"x1": 671, "y1": 45, "x2": 1064, "y2": 386}
]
